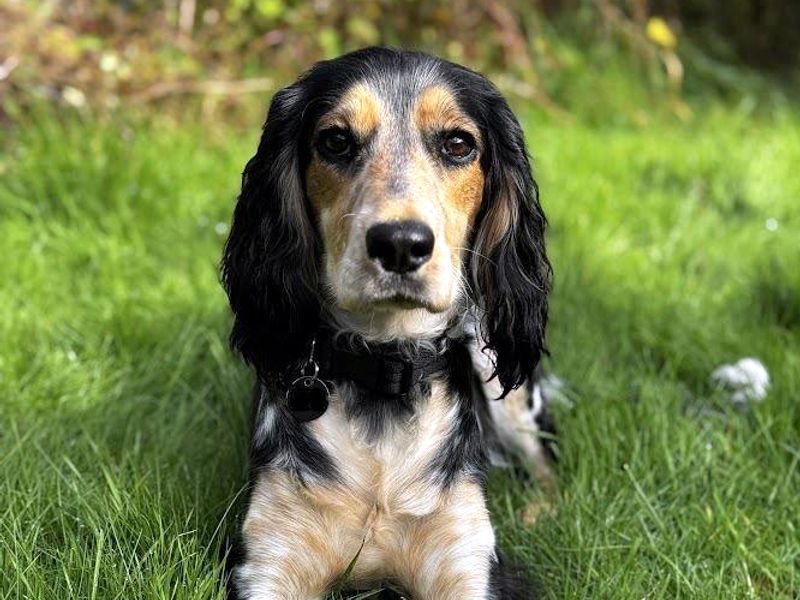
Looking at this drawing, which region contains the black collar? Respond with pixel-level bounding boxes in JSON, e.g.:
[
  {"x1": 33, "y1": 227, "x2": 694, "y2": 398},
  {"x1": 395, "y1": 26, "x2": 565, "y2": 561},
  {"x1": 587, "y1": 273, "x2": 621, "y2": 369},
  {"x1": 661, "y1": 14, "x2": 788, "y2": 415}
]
[{"x1": 313, "y1": 329, "x2": 452, "y2": 400}]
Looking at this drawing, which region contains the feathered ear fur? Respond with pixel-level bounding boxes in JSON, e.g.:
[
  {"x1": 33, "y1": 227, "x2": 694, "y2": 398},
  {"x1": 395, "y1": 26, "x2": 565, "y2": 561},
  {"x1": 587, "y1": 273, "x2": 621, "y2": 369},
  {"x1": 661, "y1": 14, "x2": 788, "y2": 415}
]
[
  {"x1": 221, "y1": 85, "x2": 320, "y2": 378},
  {"x1": 468, "y1": 87, "x2": 552, "y2": 398}
]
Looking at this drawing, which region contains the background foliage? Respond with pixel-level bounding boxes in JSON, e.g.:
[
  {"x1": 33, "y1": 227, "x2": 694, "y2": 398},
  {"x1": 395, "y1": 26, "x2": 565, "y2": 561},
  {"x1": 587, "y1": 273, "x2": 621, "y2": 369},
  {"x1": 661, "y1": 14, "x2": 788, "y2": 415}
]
[{"x1": 2, "y1": 0, "x2": 798, "y2": 124}]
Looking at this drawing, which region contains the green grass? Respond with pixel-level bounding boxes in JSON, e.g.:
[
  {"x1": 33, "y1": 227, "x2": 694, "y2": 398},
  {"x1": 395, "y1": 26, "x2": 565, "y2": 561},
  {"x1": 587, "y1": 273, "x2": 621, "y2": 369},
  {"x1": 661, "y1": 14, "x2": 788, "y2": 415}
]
[{"x1": 1, "y1": 104, "x2": 798, "y2": 599}]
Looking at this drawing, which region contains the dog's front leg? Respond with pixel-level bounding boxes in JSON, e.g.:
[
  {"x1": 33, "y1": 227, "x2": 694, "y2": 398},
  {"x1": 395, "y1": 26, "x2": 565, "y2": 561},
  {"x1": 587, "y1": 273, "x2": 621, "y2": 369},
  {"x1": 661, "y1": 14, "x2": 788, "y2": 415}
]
[
  {"x1": 231, "y1": 471, "x2": 353, "y2": 600},
  {"x1": 392, "y1": 479, "x2": 497, "y2": 600}
]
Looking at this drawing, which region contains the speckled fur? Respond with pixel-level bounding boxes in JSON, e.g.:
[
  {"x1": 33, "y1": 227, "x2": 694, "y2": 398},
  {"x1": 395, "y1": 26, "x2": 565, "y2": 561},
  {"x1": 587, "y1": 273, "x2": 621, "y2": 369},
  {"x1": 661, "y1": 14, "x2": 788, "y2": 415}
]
[{"x1": 221, "y1": 47, "x2": 553, "y2": 599}]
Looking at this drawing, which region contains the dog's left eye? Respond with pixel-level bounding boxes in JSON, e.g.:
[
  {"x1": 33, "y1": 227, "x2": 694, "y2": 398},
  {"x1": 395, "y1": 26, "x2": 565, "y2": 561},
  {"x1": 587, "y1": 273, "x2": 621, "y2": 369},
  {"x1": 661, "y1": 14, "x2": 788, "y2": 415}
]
[
  {"x1": 318, "y1": 129, "x2": 354, "y2": 160},
  {"x1": 441, "y1": 132, "x2": 476, "y2": 162}
]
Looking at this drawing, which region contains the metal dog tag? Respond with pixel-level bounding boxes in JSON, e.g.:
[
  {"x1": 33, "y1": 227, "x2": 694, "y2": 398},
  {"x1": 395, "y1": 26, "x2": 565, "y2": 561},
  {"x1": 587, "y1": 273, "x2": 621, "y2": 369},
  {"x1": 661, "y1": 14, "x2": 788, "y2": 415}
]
[
  {"x1": 286, "y1": 338, "x2": 329, "y2": 422},
  {"x1": 287, "y1": 375, "x2": 329, "y2": 422}
]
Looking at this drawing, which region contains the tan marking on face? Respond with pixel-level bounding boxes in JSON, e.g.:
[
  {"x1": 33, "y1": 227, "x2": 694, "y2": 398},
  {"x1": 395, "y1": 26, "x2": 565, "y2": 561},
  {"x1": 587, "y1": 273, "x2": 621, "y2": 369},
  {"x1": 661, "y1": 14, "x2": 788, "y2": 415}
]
[
  {"x1": 317, "y1": 83, "x2": 381, "y2": 138},
  {"x1": 414, "y1": 86, "x2": 480, "y2": 139},
  {"x1": 307, "y1": 85, "x2": 386, "y2": 272},
  {"x1": 413, "y1": 86, "x2": 485, "y2": 263},
  {"x1": 306, "y1": 156, "x2": 352, "y2": 264},
  {"x1": 306, "y1": 156, "x2": 345, "y2": 211},
  {"x1": 441, "y1": 159, "x2": 485, "y2": 251}
]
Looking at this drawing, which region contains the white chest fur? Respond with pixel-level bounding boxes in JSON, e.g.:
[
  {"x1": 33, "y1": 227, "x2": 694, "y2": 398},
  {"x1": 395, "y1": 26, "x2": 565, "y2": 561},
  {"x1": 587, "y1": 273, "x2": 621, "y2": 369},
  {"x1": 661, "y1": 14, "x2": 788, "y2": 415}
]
[
  {"x1": 237, "y1": 382, "x2": 496, "y2": 599},
  {"x1": 306, "y1": 380, "x2": 459, "y2": 517}
]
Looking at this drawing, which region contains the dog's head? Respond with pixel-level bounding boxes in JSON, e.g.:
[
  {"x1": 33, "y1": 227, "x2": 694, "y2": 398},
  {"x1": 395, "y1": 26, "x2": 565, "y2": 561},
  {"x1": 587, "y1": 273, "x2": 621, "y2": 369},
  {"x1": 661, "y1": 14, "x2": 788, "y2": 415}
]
[{"x1": 222, "y1": 48, "x2": 550, "y2": 395}]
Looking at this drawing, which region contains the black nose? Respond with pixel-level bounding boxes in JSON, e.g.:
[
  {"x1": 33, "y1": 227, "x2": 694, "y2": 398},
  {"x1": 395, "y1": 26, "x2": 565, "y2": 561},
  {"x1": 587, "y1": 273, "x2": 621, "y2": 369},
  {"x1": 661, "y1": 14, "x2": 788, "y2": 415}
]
[{"x1": 366, "y1": 220, "x2": 435, "y2": 274}]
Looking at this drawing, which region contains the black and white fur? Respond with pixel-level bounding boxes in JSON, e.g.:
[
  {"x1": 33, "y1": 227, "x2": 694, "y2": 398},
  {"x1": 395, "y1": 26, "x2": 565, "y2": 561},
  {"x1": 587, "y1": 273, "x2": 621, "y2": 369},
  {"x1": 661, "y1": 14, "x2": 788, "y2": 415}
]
[{"x1": 222, "y1": 47, "x2": 554, "y2": 599}]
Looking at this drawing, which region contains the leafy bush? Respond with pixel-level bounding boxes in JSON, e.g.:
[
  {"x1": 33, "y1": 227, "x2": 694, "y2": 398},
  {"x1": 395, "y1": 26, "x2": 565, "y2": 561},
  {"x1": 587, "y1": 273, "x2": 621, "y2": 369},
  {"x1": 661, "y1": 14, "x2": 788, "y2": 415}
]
[{"x1": 0, "y1": 0, "x2": 796, "y2": 123}]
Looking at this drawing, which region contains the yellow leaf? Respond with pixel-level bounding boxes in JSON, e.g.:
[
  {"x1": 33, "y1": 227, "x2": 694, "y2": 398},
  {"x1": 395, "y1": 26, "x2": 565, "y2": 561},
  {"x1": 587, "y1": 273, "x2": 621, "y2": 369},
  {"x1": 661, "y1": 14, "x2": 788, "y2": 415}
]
[{"x1": 646, "y1": 17, "x2": 677, "y2": 50}]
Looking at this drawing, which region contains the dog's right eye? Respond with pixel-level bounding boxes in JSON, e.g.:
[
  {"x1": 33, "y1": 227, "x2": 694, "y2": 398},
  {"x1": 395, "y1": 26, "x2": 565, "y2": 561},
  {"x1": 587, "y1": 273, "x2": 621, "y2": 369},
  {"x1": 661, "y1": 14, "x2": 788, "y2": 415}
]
[
  {"x1": 440, "y1": 131, "x2": 477, "y2": 164},
  {"x1": 318, "y1": 129, "x2": 354, "y2": 160}
]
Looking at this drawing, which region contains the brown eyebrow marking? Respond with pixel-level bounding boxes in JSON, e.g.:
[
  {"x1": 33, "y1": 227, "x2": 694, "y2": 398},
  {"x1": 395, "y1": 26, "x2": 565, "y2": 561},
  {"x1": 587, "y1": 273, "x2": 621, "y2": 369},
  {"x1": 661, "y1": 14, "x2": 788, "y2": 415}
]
[
  {"x1": 412, "y1": 86, "x2": 484, "y2": 254},
  {"x1": 305, "y1": 155, "x2": 352, "y2": 263},
  {"x1": 316, "y1": 83, "x2": 382, "y2": 139},
  {"x1": 413, "y1": 86, "x2": 480, "y2": 141}
]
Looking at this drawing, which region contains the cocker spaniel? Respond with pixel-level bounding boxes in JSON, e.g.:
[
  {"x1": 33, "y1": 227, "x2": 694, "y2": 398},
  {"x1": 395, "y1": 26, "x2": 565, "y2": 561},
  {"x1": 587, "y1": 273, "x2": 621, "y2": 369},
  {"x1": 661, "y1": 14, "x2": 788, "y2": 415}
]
[{"x1": 222, "y1": 47, "x2": 555, "y2": 600}]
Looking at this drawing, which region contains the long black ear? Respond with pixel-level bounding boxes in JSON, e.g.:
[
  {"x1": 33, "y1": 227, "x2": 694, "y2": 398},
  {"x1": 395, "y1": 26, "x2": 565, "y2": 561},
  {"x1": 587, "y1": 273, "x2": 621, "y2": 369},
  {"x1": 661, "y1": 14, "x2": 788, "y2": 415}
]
[
  {"x1": 470, "y1": 93, "x2": 551, "y2": 397},
  {"x1": 221, "y1": 85, "x2": 319, "y2": 378}
]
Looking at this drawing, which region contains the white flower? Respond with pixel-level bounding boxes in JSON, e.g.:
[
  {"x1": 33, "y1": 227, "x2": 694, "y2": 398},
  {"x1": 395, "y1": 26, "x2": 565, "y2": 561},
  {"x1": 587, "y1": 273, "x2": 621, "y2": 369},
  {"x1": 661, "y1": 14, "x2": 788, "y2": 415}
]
[
  {"x1": 99, "y1": 53, "x2": 120, "y2": 73},
  {"x1": 710, "y1": 357, "x2": 770, "y2": 403},
  {"x1": 62, "y1": 86, "x2": 86, "y2": 107}
]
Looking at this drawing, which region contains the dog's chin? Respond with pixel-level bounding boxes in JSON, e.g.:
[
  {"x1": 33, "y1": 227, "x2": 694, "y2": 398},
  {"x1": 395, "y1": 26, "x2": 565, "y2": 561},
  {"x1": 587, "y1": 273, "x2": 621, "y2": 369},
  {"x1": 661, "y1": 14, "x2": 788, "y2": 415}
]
[
  {"x1": 329, "y1": 283, "x2": 456, "y2": 339},
  {"x1": 328, "y1": 267, "x2": 459, "y2": 339},
  {"x1": 334, "y1": 270, "x2": 452, "y2": 312},
  {"x1": 332, "y1": 294, "x2": 453, "y2": 340}
]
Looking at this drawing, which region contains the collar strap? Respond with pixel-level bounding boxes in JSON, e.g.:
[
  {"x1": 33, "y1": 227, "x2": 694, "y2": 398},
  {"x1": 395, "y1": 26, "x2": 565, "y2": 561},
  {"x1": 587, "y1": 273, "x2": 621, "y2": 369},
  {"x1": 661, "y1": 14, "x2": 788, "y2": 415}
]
[{"x1": 313, "y1": 332, "x2": 451, "y2": 399}]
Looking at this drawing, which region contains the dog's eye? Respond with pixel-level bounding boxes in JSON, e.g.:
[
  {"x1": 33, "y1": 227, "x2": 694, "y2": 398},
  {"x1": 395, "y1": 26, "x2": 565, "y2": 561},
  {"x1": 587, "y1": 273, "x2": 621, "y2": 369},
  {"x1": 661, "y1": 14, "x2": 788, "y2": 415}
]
[
  {"x1": 441, "y1": 132, "x2": 476, "y2": 162},
  {"x1": 318, "y1": 129, "x2": 354, "y2": 160}
]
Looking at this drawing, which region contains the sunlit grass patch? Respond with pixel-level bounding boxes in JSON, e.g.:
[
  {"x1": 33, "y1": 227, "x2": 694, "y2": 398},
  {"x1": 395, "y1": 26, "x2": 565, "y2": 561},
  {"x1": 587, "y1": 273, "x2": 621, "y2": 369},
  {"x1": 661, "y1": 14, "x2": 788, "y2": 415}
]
[{"x1": 1, "y1": 107, "x2": 798, "y2": 599}]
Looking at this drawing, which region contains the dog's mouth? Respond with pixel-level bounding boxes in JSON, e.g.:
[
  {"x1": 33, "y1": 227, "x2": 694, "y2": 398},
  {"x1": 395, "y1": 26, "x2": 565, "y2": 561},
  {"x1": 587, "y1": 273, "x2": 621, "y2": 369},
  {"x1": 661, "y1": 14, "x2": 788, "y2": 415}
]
[
  {"x1": 366, "y1": 281, "x2": 435, "y2": 310},
  {"x1": 371, "y1": 292, "x2": 434, "y2": 311},
  {"x1": 348, "y1": 275, "x2": 447, "y2": 313}
]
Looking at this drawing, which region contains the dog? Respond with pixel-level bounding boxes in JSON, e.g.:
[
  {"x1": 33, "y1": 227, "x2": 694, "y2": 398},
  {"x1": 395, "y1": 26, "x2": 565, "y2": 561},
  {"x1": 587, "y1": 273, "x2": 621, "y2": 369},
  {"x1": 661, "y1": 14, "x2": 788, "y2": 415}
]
[{"x1": 222, "y1": 47, "x2": 554, "y2": 600}]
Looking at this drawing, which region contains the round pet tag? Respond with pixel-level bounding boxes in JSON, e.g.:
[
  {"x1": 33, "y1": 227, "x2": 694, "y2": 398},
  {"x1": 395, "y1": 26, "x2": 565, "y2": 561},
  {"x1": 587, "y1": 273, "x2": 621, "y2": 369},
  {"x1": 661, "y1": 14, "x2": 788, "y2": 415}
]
[{"x1": 286, "y1": 375, "x2": 329, "y2": 421}]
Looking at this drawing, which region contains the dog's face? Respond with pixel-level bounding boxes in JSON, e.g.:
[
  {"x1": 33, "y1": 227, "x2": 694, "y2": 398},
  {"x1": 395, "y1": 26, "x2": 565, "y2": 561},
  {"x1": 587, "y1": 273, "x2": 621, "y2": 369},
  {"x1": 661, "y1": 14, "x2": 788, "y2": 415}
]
[
  {"x1": 223, "y1": 48, "x2": 550, "y2": 394},
  {"x1": 307, "y1": 82, "x2": 484, "y2": 319}
]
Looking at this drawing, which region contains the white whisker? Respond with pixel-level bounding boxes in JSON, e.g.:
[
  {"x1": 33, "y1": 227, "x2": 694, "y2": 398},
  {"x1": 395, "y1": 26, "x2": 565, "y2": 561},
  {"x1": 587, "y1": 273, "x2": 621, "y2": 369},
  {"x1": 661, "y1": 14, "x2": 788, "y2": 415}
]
[
  {"x1": 453, "y1": 246, "x2": 496, "y2": 266},
  {"x1": 337, "y1": 212, "x2": 361, "y2": 226}
]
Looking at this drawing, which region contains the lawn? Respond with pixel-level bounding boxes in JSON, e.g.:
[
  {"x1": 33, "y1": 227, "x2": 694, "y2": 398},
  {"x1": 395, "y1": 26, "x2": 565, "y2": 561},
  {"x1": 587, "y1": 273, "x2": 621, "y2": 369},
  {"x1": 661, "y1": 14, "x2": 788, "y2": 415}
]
[{"x1": 1, "y1": 104, "x2": 798, "y2": 599}]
